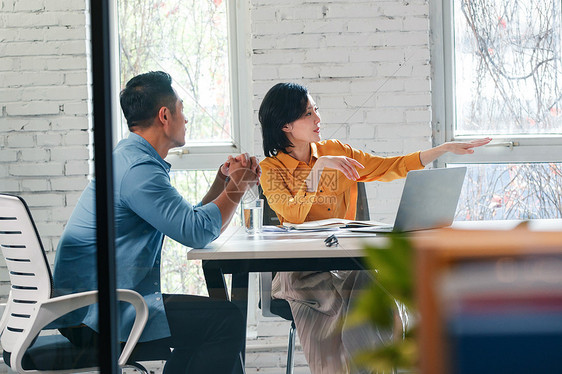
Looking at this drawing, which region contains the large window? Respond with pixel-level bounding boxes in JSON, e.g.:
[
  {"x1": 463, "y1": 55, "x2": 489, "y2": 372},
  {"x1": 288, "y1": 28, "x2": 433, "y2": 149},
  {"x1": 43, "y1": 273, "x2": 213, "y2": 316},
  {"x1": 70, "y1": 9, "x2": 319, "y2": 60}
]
[
  {"x1": 116, "y1": 0, "x2": 249, "y2": 293},
  {"x1": 160, "y1": 170, "x2": 240, "y2": 295},
  {"x1": 456, "y1": 163, "x2": 562, "y2": 220},
  {"x1": 119, "y1": 0, "x2": 231, "y2": 143},
  {"x1": 432, "y1": 0, "x2": 562, "y2": 220},
  {"x1": 116, "y1": 0, "x2": 251, "y2": 169}
]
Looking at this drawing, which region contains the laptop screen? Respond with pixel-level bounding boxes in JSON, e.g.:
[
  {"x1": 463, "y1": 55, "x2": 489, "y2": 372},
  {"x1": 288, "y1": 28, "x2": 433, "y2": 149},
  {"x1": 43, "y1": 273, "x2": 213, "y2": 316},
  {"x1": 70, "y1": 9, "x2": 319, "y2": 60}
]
[{"x1": 393, "y1": 167, "x2": 467, "y2": 232}]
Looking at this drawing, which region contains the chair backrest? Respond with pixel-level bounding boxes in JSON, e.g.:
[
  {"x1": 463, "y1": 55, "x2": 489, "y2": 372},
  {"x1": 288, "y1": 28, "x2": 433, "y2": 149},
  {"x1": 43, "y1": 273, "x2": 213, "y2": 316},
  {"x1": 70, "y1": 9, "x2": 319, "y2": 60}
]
[
  {"x1": 0, "y1": 194, "x2": 53, "y2": 353},
  {"x1": 356, "y1": 182, "x2": 370, "y2": 221},
  {"x1": 258, "y1": 186, "x2": 280, "y2": 226}
]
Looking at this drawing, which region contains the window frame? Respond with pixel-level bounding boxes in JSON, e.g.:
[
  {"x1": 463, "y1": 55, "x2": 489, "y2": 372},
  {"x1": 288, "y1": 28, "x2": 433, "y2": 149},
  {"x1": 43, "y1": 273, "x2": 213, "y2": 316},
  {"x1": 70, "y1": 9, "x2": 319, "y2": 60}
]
[
  {"x1": 111, "y1": 0, "x2": 253, "y2": 171},
  {"x1": 430, "y1": 0, "x2": 562, "y2": 168},
  {"x1": 108, "y1": 0, "x2": 258, "y2": 326}
]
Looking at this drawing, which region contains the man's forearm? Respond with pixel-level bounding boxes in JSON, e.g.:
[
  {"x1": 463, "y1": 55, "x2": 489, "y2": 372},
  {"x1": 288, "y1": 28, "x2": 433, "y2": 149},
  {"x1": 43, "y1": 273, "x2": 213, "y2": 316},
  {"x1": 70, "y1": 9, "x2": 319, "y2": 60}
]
[
  {"x1": 201, "y1": 166, "x2": 228, "y2": 205},
  {"x1": 210, "y1": 158, "x2": 259, "y2": 231}
]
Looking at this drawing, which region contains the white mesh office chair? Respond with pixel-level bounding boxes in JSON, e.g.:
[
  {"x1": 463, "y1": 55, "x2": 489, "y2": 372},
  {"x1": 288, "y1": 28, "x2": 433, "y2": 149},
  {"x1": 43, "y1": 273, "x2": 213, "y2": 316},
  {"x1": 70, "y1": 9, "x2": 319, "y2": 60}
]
[{"x1": 0, "y1": 193, "x2": 150, "y2": 373}]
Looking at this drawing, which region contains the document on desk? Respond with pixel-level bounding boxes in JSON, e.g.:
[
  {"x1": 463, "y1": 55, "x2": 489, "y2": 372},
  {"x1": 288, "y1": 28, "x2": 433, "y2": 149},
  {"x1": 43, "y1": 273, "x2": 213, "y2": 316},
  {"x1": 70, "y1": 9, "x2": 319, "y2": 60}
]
[{"x1": 283, "y1": 218, "x2": 389, "y2": 230}]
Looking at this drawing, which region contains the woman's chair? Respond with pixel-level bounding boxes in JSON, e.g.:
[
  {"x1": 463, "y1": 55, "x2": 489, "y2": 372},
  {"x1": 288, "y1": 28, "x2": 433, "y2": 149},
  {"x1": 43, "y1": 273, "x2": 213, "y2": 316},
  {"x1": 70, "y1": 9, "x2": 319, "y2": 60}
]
[
  {"x1": 257, "y1": 183, "x2": 370, "y2": 374},
  {"x1": 0, "y1": 193, "x2": 151, "y2": 373}
]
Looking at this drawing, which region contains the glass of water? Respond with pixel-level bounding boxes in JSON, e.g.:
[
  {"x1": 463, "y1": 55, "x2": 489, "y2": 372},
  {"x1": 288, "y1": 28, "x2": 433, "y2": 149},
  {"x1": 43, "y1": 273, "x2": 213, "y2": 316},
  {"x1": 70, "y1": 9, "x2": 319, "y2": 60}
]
[{"x1": 242, "y1": 199, "x2": 263, "y2": 234}]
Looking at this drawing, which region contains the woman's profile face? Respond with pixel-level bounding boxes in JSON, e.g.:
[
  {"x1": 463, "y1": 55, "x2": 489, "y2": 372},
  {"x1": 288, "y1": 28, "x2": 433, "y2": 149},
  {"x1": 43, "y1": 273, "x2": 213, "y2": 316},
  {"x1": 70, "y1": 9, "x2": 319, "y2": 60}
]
[{"x1": 283, "y1": 94, "x2": 322, "y2": 145}]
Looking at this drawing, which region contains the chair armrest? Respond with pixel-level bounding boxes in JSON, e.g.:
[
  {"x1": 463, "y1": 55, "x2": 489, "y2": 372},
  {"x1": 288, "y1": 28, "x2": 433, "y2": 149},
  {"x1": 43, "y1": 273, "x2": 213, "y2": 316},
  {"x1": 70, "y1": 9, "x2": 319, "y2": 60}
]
[
  {"x1": 11, "y1": 289, "x2": 148, "y2": 373},
  {"x1": 259, "y1": 272, "x2": 276, "y2": 317},
  {"x1": 12, "y1": 290, "x2": 98, "y2": 373},
  {"x1": 0, "y1": 291, "x2": 13, "y2": 337},
  {"x1": 115, "y1": 289, "x2": 148, "y2": 366}
]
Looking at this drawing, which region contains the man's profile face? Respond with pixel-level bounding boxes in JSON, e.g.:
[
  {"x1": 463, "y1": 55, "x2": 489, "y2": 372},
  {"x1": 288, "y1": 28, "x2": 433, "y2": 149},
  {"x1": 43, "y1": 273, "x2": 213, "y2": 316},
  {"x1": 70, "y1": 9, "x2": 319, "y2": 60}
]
[{"x1": 168, "y1": 92, "x2": 187, "y2": 148}]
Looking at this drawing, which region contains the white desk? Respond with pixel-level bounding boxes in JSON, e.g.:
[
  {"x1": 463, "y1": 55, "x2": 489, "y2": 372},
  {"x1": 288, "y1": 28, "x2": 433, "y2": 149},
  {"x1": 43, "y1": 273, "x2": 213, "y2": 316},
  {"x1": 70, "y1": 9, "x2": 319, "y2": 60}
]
[
  {"x1": 188, "y1": 225, "x2": 388, "y2": 261},
  {"x1": 187, "y1": 219, "x2": 562, "y2": 299},
  {"x1": 187, "y1": 225, "x2": 387, "y2": 370},
  {"x1": 188, "y1": 219, "x2": 562, "y2": 263},
  {"x1": 186, "y1": 219, "x2": 562, "y2": 369},
  {"x1": 187, "y1": 225, "x2": 385, "y2": 307},
  {"x1": 451, "y1": 218, "x2": 562, "y2": 231}
]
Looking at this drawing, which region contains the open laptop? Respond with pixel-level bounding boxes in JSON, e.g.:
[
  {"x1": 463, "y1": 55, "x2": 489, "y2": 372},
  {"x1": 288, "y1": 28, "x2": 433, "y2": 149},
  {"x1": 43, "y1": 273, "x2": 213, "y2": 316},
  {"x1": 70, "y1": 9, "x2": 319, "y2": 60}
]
[{"x1": 351, "y1": 167, "x2": 467, "y2": 233}]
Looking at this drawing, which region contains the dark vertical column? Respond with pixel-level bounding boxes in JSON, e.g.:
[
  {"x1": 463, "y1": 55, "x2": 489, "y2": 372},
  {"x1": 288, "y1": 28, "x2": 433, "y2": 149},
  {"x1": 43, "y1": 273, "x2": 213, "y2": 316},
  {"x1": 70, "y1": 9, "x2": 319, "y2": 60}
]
[
  {"x1": 202, "y1": 262, "x2": 229, "y2": 300},
  {"x1": 90, "y1": 0, "x2": 119, "y2": 372}
]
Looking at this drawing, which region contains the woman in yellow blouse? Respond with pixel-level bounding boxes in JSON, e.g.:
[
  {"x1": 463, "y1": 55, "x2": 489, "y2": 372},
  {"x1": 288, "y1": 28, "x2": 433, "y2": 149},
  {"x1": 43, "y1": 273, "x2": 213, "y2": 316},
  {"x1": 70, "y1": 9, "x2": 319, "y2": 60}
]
[{"x1": 258, "y1": 82, "x2": 490, "y2": 374}]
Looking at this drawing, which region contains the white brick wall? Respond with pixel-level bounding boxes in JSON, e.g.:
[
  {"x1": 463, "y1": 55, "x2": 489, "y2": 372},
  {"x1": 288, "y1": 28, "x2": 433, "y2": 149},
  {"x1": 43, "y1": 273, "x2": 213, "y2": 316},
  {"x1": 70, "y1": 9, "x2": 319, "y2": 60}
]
[
  {"x1": 0, "y1": 0, "x2": 91, "y2": 273},
  {"x1": 249, "y1": 0, "x2": 432, "y2": 371},
  {"x1": 0, "y1": 0, "x2": 433, "y2": 370},
  {"x1": 251, "y1": 0, "x2": 432, "y2": 224}
]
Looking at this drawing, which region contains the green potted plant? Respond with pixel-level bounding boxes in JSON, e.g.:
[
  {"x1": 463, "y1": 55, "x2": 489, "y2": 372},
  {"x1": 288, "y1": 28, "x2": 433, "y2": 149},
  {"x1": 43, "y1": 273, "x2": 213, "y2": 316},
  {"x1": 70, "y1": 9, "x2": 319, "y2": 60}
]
[{"x1": 348, "y1": 233, "x2": 418, "y2": 373}]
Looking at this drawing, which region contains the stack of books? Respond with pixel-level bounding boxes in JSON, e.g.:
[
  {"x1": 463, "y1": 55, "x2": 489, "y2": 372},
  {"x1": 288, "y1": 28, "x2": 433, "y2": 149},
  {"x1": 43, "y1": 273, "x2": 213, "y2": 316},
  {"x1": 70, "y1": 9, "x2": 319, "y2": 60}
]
[{"x1": 438, "y1": 255, "x2": 562, "y2": 373}]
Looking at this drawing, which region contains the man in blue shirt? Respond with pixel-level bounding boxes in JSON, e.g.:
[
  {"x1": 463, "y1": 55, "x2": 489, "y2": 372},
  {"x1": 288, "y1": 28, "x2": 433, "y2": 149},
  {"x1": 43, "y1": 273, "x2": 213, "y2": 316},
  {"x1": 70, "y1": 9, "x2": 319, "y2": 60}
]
[{"x1": 52, "y1": 71, "x2": 259, "y2": 373}]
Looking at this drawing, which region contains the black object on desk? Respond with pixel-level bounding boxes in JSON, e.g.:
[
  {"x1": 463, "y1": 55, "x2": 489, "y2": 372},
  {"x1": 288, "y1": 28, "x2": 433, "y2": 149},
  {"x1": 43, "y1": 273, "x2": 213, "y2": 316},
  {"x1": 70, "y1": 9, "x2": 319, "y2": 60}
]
[{"x1": 324, "y1": 234, "x2": 339, "y2": 247}]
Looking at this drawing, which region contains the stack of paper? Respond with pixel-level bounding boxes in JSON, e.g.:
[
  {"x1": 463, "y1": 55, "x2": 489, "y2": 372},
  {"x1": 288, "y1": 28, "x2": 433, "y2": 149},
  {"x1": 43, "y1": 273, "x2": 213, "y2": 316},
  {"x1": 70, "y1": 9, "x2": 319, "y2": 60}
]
[{"x1": 283, "y1": 218, "x2": 388, "y2": 230}]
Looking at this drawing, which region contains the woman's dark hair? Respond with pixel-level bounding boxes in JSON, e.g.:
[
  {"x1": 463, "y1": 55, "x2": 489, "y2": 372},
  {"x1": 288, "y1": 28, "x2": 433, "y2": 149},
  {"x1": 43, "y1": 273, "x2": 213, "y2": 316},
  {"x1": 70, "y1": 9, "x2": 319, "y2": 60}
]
[
  {"x1": 119, "y1": 71, "x2": 177, "y2": 129},
  {"x1": 259, "y1": 82, "x2": 309, "y2": 157}
]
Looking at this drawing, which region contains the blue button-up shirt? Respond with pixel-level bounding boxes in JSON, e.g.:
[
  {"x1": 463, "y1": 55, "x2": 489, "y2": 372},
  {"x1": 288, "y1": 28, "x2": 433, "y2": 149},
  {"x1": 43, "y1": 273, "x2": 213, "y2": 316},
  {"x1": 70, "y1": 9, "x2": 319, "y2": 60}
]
[{"x1": 52, "y1": 133, "x2": 222, "y2": 342}]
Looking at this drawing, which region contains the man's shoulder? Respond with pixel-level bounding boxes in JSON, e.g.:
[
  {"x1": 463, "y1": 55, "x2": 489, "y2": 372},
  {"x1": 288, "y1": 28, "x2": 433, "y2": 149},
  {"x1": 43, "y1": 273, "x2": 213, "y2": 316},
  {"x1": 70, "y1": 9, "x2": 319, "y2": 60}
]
[
  {"x1": 113, "y1": 143, "x2": 169, "y2": 190},
  {"x1": 114, "y1": 141, "x2": 162, "y2": 169}
]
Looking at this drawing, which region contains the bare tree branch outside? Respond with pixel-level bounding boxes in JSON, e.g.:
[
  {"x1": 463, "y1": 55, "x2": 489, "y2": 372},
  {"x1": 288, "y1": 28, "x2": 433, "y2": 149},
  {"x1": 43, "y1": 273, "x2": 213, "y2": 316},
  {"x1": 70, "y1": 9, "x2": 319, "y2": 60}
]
[
  {"x1": 456, "y1": 163, "x2": 562, "y2": 220},
  {"x1": 453, "y1": 0, "x2": 562, "y2": 220},
  {"x1": 119, "y1": 0, "x2": 232, "y2": 143}
]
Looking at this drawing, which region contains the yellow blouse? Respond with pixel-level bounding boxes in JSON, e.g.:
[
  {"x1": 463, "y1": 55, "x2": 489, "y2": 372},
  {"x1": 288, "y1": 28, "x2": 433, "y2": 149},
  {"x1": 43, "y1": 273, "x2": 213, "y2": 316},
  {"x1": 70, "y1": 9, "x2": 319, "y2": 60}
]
[{"x1": 259, "y1": 139, "x2": 424, "y2": 224}]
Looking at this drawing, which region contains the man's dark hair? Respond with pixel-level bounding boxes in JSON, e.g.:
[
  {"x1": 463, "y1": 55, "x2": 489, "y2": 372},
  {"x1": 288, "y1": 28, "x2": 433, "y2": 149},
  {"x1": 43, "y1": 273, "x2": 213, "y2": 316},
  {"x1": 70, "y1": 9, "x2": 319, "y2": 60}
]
[
  {"x1": 259, "y1": 82, "x2": 309, "y2": 157},
  {"x1": 120, "y1": 71, "x2": 177, "y2": 129}
]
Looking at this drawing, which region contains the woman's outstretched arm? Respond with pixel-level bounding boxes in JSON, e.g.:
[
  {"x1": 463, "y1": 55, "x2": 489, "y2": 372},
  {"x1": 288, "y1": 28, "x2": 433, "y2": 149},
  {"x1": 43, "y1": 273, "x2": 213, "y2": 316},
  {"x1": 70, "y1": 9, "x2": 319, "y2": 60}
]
[{"x1": 419, "y1": 137, "x2": 492, "y2": 166}]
